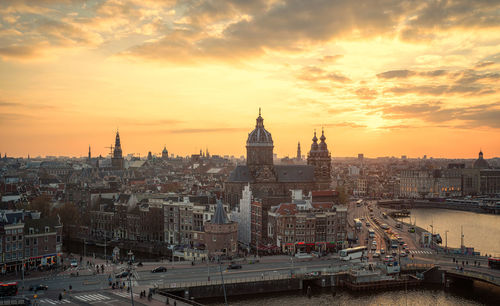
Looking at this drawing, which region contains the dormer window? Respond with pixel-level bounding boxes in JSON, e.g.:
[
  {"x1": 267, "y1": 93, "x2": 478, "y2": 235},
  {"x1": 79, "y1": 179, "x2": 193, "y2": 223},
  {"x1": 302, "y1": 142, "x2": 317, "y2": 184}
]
[
  {"x1": 45, "y1": 226, "x2": 50, "y2": 233},
  {"x1": 29, "y1": 228, "x2": 34, "y2": 235}
]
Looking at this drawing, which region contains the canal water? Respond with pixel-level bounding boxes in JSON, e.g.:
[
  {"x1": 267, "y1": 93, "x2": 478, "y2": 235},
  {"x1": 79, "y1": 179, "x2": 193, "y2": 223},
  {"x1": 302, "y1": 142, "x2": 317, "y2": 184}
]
[
  {"x1": 206, "y1": 283, "x2": 500, "y2": 305},
  {"x1": 405, "y1": 209, "x2": 500, "y2": 257}
]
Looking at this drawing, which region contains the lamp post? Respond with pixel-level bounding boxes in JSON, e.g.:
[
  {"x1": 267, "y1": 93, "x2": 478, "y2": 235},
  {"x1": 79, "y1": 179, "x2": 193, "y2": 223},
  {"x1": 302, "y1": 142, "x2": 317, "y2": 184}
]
[
  {"x1": 127, "y1": 250, "x2": 135, "y2": 306},
  {"x1": 444, "y1": 230, "x2": 449, "y2": 253}
]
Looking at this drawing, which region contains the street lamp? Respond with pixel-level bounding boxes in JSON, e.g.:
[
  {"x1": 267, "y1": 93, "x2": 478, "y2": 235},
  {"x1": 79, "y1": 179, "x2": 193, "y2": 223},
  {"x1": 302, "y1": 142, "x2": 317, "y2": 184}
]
[
  {"x1": 444, "y1": 230, "x2": 449, "y2": 253},
  {"x1": 127, "y1": 250, "x2": 135, "y2": 306}
]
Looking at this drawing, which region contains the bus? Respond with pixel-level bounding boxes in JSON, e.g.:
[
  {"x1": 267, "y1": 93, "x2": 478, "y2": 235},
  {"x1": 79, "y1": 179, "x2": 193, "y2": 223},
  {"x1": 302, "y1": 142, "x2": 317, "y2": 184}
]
[
  {"x1": 368, "y1": 229, "x2": 375, "y2": 238},
  {"x1": 382, "y1": 212, "x2": 388, "y2": 219},
  {"x1": 354, "y1": 219, "x2": 363, "y2": 230},
  {"x1": 0, "y1": 282, "x2": 18, "y2": 297},
  {"x1": 488, "y1": 257, "x2": 500, "y2": 270},
  {"x1": 340, "y1": 246, "x2": 368, "y2": 261},
  {"x1": 390, "y1": 236, "x2": 399, "y2": 249}
]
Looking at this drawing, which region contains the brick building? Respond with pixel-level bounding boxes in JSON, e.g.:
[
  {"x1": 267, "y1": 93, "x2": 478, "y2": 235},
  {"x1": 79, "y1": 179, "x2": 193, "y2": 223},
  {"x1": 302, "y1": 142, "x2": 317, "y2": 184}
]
[{"x1": 204, "y1": 201, "x2": 238, "y2": 258}]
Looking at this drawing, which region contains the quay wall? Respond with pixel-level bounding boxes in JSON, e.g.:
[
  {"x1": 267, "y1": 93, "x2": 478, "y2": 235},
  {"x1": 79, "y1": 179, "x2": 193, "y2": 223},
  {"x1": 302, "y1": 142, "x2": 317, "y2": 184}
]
[{"x1": 166, "y1": 278, "x2": 303, "y2": 300}]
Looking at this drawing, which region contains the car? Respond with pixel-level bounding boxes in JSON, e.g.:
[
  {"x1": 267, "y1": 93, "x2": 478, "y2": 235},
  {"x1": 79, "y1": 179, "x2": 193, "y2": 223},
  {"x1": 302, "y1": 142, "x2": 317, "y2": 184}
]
[
  {"x1": 371, "y1": 244, "x2": 377, "y2": 250},
  {"x1": 115, "y1": 271, "x2": 129, "y2": 278},
  {"x1": 400, "y1": 251, "x2": 408, "y2": 257},
  {"x1": 373, "y1": 252, "x2": 381, "y2": 258},
  {"x1": 366, "y1": 222, "x2": 370, "y2": 227},
  {"x1": 227, "y1": 264, "x2": 242, "y2": 270},
  {"x1": 383, "y1": 255, "x2": 394, "y2": 262},
  {"x1": 372, "y1": 240, "x2": 377, "y2": 245},
  {"x1": 29, "y1": 284, "x2": 48, "y2": 291},
  {"x1": 402, "y1": 244, "x2": 408, "y2": 249},
  {"x1": 359, "y1": 217, "x2": 365, "y2": 221},
  {"x1": 391, "y1": 250, "x2": 398, "y2": 257},
  {"x1": 151, "y1": 266, "x2": 167, "y2": 273},
  {"x1": 380, "y1": 248, "x2": 385, "y2": 254},
  {"x1": 70, "y1": 259, "x2": 78, "y2": 267}
]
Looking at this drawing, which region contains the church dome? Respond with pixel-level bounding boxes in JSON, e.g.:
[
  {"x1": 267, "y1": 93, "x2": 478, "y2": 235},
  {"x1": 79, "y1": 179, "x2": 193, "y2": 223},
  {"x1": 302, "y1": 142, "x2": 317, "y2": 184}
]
[
  {"x1": 247, "y1": 109, "x2": 273, "y2": 147},
  {"x1": 473, "y1": 151, "x2": 490, "y2": 169}
]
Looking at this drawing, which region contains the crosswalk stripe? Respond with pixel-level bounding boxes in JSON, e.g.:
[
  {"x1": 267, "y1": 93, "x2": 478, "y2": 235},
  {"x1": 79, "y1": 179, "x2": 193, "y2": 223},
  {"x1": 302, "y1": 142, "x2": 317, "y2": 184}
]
[{"x1": 40, "y1": 299, "x2": 56, "y2": 305}]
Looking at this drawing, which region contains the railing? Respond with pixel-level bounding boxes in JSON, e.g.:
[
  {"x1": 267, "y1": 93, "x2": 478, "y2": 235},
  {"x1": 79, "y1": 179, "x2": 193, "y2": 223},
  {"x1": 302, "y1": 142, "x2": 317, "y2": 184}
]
[
  {"x1": 447, "y1": 269, "x2": 500, "y2": 285},
  {"x1": 159, "y1": 273, "x2": 292, "y2": 289}
]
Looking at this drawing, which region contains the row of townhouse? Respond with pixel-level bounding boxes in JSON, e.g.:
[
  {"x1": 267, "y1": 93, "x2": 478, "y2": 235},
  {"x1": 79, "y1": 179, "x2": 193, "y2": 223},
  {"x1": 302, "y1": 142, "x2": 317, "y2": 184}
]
[
  {"x1": 0, "y1": 210, "x2": 62, "y2": 274},
  {"x1": 89, "y1": 194, "x2": 230, "y2": 247}
]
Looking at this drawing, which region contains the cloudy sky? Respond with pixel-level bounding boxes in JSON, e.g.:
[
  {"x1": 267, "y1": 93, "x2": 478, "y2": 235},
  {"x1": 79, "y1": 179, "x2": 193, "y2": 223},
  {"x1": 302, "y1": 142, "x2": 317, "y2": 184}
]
[{"x1": 1, "y1": 0, "x2": 499, "y2": 158}]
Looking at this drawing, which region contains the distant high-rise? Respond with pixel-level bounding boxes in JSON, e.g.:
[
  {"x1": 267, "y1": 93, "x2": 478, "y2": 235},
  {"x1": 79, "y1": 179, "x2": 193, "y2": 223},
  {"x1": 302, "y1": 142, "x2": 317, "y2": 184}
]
[
  {"x1": 297, "y1": 142, "x2": 301, "y2": 160},
  {"x1": 147, "y1": 151, "x2": 152, "y2": 160},
  {"x1": 111, "y1": 131, "x2": 124, "y2": 170},
  {"x1": 88, "y1": 145, "x2": 91, "y2": 162},
  {"x1": 358, "y1": 153, "x2": 364, "y2": 161}
]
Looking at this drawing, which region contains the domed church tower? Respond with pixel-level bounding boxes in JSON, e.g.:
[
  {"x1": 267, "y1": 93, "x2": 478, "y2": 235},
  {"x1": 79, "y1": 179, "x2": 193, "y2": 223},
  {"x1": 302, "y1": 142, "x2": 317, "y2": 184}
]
[
  {"x1": 246, "y1": 109, "x2": 276, "y2": 182},
  {"x1": 307, "y1": 128, "x2": 331, "y2": 189}
]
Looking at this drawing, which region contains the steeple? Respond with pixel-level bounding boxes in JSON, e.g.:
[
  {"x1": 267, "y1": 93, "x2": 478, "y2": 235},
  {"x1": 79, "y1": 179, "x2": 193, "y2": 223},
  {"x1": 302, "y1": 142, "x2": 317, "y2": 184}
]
[
  {"x1": 311, "y1": 130, "x2": 319, "y2": 151},
  {"x1": 297, "y1": 142, "x2": 301, "y2": 160},
  {"x1": 88, "y1": 145, "x2": 91, "y2": 161},
  {"x1": 319, "y1": 128, "x2": 327, "y2": 151}
]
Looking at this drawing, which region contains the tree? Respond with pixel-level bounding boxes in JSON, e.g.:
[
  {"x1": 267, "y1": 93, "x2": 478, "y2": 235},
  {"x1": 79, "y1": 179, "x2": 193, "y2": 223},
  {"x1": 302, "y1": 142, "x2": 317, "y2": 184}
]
[
  {"x1": 53, "y1": 202, "x2": 81, "y2": 238},
  {"x1": 29, "y1": 195, "x2": 52, "y2": 217}
]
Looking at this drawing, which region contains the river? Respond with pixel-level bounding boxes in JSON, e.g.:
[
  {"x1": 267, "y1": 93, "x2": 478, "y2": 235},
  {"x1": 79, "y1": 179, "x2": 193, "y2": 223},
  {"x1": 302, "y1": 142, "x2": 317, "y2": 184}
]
[{"x1": 404, "y1": 209, "x2": 500, "y2": 257}]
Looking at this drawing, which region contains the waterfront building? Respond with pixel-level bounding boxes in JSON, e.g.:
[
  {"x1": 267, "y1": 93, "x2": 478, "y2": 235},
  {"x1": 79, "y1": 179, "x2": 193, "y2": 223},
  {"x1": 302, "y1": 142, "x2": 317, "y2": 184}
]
[
  {"x1": 203, "y1": 201, "x2": 238, "y2": 258},
  {"x1": 162, "y1": 146, "x2": 169, "y2": 160},
  {"x1": 399, "y1": 169, "x2": 462, "y2": 198},
  {"x1": 267, "y1": 193, "x2": 347, "y2": 254}
]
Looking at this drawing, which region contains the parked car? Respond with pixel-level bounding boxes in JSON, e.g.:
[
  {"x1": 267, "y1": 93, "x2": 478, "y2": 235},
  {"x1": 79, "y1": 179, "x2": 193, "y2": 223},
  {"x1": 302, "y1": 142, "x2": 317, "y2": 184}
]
[
  {"x1": 151, "y1": 266, "x2": 167, "y2": 273},
  {"x1": 227, "y1": 264, "x2": 242, "y2": 270},
  {"x1": 380, "y1": 248, "x2": 385, "y2": 254},
  {"x1": 29, "y1": 284, "x2": 48, "y2": 291},
  {"x1": 70, "y1": 259, "x2": 78, "y2": 267},
  {"x1": 373, "y1": 252, "x2": 381, "y2": 258},
  {"x1": 383, "y1": 256, "x2": 394, "y2": 262},
  {"x1": 400, "y1": 251, "x2": 408, "y2": 257}
]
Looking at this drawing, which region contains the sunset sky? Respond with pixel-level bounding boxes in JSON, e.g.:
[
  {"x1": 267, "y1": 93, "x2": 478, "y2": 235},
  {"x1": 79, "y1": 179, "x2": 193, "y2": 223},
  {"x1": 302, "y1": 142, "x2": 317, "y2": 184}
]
[{"x1": 1, "y1": 0, "x2": 499, "y2": 159}]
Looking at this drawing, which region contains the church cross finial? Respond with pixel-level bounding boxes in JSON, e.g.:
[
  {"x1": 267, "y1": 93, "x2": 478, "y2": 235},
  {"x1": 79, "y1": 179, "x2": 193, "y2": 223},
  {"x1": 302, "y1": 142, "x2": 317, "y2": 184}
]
[{"x1": 259, "y1": 107, "x2": 261, "y2": 116}]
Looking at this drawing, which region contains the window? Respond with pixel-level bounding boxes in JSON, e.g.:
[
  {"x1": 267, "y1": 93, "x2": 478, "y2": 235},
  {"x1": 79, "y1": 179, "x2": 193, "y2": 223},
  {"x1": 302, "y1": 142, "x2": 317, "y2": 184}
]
[
  {"x1": 33, "y1": 248, "x2": 38, "y2": 256},
  {"x1": 45, "y1": 226, "x2": 50, "y2": 233},
  {"x1": 6, "y1": 244, "x2": 11, "y2": 251},
  {"x1": 34, "y1": 238, "x2": 38, "y2": 245},
  {"x1": 57, "y1": 236, "x2": 61, "y2": 243},
  {"x1": 18, "y1": 252, "x2": 22, "y2": 259},
  {"x1": 18, "y1": 242, "x2": 22, "y2": 250},
  {"x1": 18, "y1": 229, "x2": 22, "y2": 234},
  {"x1": 44, "y1": 246, "x2": 48, "y2": 251},
  {"x1": 6, "y1": 236, "x2": 10, "y2": 242},
  {"x1": 25, "y1": 248, "x2": 30, "y2": 257},
  {"x1": 29, "y1": 228, "x2": 34, "y2": 234},
  {"x1": 44, "y1": 236, "x2": 48, "y2": 242}
]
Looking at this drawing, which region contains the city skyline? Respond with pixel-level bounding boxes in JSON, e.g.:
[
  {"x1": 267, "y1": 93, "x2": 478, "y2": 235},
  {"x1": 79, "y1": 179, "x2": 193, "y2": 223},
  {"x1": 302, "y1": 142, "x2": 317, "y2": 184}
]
[{"x1": 1, "y1": 1, "x2": 500, "y2": 158}]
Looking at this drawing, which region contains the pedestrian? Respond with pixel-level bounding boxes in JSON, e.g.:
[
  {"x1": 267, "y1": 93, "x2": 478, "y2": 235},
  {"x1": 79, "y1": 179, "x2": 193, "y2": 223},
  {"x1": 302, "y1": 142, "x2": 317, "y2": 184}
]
[
  {"x1": 478, "y1": 262, "x2": 480, "y2": 267},
  {"x1": 166, "y1": 297, "x2": 169, "y2": 304},
  {"x1": 466, "y1": 260, "x2": 468, "y2": 265},
  {"x1": 58, "y1": 293, "x2": 62, "y2": 301},
  {"x1": 174, "y1": 301, "x2": 176, "y2": 306}
]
